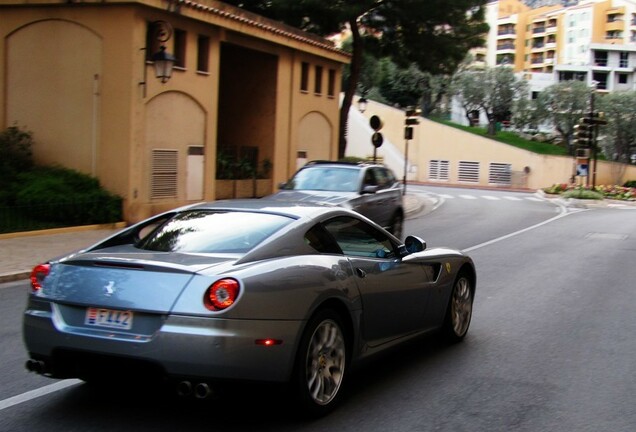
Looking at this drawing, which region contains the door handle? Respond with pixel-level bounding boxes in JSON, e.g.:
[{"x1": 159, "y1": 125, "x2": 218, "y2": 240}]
[{"x1": 356, "y1": 268, "x2": 367, "y2": 278}]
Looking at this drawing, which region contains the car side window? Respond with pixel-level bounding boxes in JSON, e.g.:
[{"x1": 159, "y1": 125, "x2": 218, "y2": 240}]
[
  {"x1": 322, "y1": 216, "x2": 396, "y2": 259},
  {"x1": 384, "y1": 168, "x2": 397, "y2": 185},
  {"x1": 363, "y1": 170, "x2": 377, "y2": 187},
  {"x1": 304, "y1": 224, "x2": 343, "y2": 254},
  {"x1": 373, "y1": 168, "x2": 390, "y2": 190}
]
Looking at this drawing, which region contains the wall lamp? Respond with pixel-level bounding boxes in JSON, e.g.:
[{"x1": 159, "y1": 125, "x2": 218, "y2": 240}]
[{"x1": 140, "y1": 20, "x2": 176, "y2": 97}]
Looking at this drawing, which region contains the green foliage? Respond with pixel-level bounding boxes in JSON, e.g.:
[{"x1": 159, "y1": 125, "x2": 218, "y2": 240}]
[
  {"x1": 543, "y1": 183, "x2": 570, "y2": 194},
  {"x1": 624, "y1": 180, "x2": 636, "y2": 188},
  {"x1": 339, "y1": 156, "x2": 367, "y2": 163},
  {"x1": 543, "y1": 183, "x2": 635, "y2": 201},
  {"x1": 535, "y1": 81, "x2": 590, "y2": 152},
  {"x1": 597, "y1": 92, "x2": 636, "y2": 163},
  {"x1": 561, "y1": 188, "x2": 604, "y2": 200},
  {"x1": 0, "y1": 125, "x2": 34, "y2": 189},
  {"x1": 13, "y1": 167, "x2": 122, "y2": 226},
  {"x1": 433, "y1": 118, "x2": 568, "y2": 156},
  {"x1": 451, "y1": 66, "x2": 527, "y2": 135},
  {"x1": 380, "y1": 63, "x2": 426, "y2": 108}
]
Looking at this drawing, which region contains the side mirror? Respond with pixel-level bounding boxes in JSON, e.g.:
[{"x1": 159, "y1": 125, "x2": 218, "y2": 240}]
[
  {"x1": 403, "y1": 235, "x2": 426, "y2": 254},
  {"x1": 361, "y1": 185, "x2": 379, "y2": 194}
]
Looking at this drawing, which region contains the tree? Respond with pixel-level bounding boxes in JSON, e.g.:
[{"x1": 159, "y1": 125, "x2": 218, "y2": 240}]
[
  {"x1": 449, "y1": 69, "x2": 485, "y2": 126},
  {"x1": 597, "y1": 91, "x2": 636, "y2": 164},
  {"x1": 511, "y1": 95, "x2": 540, "y2": 133},
  {"x1": 535, "y1": 80, "x2": 591, "y2": 154},
  {"x1": 379, "y1": 62, "x2": 425, "y2": 108},
  {"x1": 224, "y1": 0, "x2": 489, "y2": 158},
  {"x1": 478, "y1": 67, "x2": 527, "y2": 135}
]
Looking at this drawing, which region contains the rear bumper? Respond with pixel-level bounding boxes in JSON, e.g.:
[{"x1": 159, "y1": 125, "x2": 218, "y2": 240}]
[{"x1": 23, "y1": 303, "x2": 303, "y2": 383}]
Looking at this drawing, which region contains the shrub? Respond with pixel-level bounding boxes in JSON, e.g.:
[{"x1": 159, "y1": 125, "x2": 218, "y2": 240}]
[
  {"x1": 339, "y1": 156, "x2": 369, "y2": 164},
  {"x1": 543, "y1": 183, "x2": 635, "y2": 201},
  {"x1": 0, "y1": 125, "x2": 34, "y2": 193},
  {"x1": 14, "y1": 166, "x2": 122, "y2": 225},
  {"x1": 543, "y1": 183, "x2": 569, "y2": 194},
  {"x1": 562, "y1": 188, "x2": 604, "y2": 200},
  {"x1": 624, "y1": 180, "x2": 636, "y2": 188}
]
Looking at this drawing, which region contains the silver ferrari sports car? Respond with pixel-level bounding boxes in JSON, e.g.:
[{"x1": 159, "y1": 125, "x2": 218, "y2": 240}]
[{"x1": 23, "y1": 200, "x2": 475, "y2": 416}]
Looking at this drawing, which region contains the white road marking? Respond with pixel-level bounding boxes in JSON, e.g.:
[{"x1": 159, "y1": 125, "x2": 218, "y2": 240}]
[
  {"x1": 481, "y1": 196, "x2": 499, "y2": 200},
  {"x1": 503, "y1": 196, "x2": 522, "y2": 201},
  {"x1": 0, "y1": 379, "x2": 81, "y2": 411},
  {"x1": 464, "y1": 202, "x2": 572, "y2": 253},
  {"x1": 459, "y1": 195, "x2": 477, "y2": 200}
]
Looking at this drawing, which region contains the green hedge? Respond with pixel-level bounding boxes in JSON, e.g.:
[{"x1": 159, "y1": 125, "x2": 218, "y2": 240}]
[{"x1": 11, "y1": 167, "x2": 122, "y2": 227}]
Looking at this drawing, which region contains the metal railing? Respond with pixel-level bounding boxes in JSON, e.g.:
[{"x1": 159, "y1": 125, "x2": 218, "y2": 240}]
[{"x1": 0, "y1": 199, "x2": 123, "y2": 234}]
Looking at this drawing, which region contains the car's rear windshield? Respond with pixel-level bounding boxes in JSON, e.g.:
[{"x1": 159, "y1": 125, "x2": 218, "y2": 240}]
[
  {"x1": 138, "y1": 210, "x2": 293, "y2": 253},
  {"x1": 286, "y1": 166, "x2": 359, "y2": 192}
]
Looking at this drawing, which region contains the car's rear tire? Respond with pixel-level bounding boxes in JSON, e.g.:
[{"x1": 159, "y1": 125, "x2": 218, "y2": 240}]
[
  {"x1": 293, "y1": 309, "x2": 347, "y2": 417},
  {"x1": 442, "y1": 272, "x2": 474, "y2": 343},
  {"x1": 389, "y1": 211, "x2": 404, "y2": 239}
]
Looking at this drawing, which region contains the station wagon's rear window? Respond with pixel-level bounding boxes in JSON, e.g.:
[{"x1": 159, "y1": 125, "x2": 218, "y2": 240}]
[{"x1": 138, "y1": 210, "x2": 292, "y2": 253}]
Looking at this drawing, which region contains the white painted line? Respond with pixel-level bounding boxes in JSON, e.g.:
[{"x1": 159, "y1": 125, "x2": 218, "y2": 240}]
[
  {"x1": 459, "y1": 195, "x2": 477, "y2": 200},
  {"x1": 464, "y1": 203, "x2": 572, "y2": 253},
  {"x1": 438, "y1": 194, "x2": 455, "y2": 199},
  {"x1": 0, "y1": 379, "x2": 81, "y2": 411},
  {"x1": 503, "y1": 196, "x2": 522, "y2": 201},
  {"x1": 481, "y1": 196, "x2": 499, "y2": 200},
  {"x1": 526, "y1": 197, "x2": 543, "y2": 202}
]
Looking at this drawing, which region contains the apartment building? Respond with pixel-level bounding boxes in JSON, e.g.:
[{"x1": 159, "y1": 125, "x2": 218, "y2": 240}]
[{"x1": 484, "y1": 0, "x2": 636, "y2": 92}]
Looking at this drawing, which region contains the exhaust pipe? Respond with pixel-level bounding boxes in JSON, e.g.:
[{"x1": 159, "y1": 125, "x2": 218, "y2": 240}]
[
  {"x1": 25, "y1": 359, "x2": 47, "y2": 374},
  {"x1": 176, "y1": 381, "x2": 193, "y2": 397},
  {"x1": 194, "y1": 382, "x2": 212, "y2": 399}
]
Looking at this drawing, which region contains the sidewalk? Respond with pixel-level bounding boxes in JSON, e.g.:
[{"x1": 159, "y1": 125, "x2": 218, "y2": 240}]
[
  {"x1": 0, "y1": 223, "x2": 126, "y2": 283},
  {"x1": 0, "y1": 193, "x2": 433, "y2": 284}
]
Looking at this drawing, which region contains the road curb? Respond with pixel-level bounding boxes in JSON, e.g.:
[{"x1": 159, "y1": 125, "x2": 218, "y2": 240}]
[
  {"x1": 0, "y1": 222, "x2": 128, "y2": 284},
  {"x1": 0, "y1": 222, "x2": 127, "y2": 241}
]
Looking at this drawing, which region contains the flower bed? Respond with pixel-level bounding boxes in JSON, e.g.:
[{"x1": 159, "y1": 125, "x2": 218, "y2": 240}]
[{"x1": 543, "y1": 183, "x2": 636, "y2": 201}]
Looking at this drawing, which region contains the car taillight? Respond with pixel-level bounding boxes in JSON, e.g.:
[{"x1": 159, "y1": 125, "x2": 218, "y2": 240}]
[
  {"x1": 204, "y1": 278, "x2": 240, "y2": 311},
  {"x1": 30, "y1": 264, "x2": 51, "y2": 292}
]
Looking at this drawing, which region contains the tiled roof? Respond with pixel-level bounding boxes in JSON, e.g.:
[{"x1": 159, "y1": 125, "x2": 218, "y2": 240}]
[{"x1": 174, "y1": 0, "x2": 350, "y2": 57}]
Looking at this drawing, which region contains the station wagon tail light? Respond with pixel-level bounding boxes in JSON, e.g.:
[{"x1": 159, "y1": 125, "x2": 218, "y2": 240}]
[
  {"x1": 30, "y1": 264, "x2": 50, "y2": 292},
  {"x1": 204, "y1": 278, "x2": 240, "y2": 311}
]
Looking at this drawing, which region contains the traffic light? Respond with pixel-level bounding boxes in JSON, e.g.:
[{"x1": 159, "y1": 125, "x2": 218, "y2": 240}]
[
  {"x1": 580, "y1": 112, "x2": 607, "y2": 126},
  {"x1": 574, "y1": 122, "x2": 592, "y2": 147},
  {"x1": 404, "y1": 106, "x2": 421, "y2": 139},
  {"x1": 405, "y1": 106, "x2": 421, "y2": 118}
]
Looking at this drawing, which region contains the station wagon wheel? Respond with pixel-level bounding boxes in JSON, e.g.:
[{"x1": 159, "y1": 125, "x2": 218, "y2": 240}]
[
  {"x1": 442, "y1": 272, "x2": 473, "y2": 342},
  {"x1": 293, "y1": 309, "x2": 347, "y2": 417}
]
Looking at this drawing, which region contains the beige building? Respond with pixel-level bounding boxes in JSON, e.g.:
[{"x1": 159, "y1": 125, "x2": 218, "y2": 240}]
[
  {"x1": 0, "y1": 0, "x2": 349, "y2": 222},
  {"x1": 350, "y1": 99, "x2": 636, "y2": 189}
]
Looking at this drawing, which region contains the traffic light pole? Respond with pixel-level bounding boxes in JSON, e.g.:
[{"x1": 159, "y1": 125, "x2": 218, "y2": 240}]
[
  {"x1": 403, "y1": 106, "x2": 420, "y2": 196},
  {"x1": 589, "y1": 90, "x2": 597, "y2": 188},
  {"x1": 403, "y1": 137, "x2": 409, "y2": 195}
]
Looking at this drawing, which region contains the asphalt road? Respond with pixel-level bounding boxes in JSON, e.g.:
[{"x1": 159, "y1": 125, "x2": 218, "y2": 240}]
[{"x1": 2, "y1": 186, "x2": 635, "y2": 431}]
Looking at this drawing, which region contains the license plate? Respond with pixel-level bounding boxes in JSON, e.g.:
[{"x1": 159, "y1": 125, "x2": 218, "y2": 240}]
[{"x1": 85, "y1": 307, "x2": 133, "y2": 330}]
